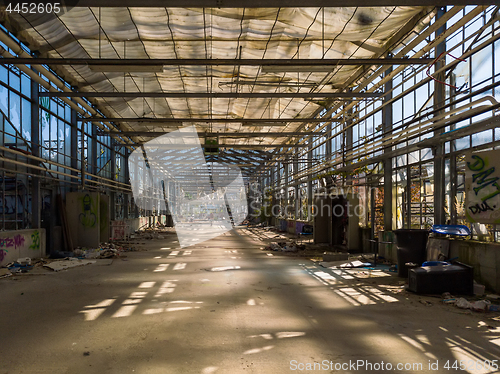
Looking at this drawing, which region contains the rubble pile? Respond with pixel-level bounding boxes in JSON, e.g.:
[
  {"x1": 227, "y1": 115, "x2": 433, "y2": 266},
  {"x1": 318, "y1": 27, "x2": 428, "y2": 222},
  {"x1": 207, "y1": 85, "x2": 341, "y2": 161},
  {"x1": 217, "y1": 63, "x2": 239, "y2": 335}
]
[
  {"x1": 262, "y1": 241, "x2": 306, "y2": 253},
  {"x1": 0, "y1": 257, "x2": 50, "y2": 277},
  {"x1": 129, "y1": 227, "x2": 175, "y2": 240},
  {"x1": 73, "y1": 242, "x2": 137, "y2": 259},
  {"x1": 0, "y1": 240, "x2": 143, "y2": 276},
  {"x1": 441, "y1": 292, "x2": 500, "y2": 312}
]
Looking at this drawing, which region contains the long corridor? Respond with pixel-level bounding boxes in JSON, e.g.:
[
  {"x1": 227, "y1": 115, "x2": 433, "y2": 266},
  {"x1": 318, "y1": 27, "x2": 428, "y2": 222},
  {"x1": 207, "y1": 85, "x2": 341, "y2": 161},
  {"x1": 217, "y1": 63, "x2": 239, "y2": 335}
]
[{"x1": 1, "y1": 227, "x2": 500, "y2": 374}]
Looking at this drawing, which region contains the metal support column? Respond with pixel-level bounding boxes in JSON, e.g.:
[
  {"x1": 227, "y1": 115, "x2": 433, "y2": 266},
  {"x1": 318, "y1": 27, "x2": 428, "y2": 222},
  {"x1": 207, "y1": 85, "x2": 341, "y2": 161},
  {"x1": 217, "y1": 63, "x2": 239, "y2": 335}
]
[
  {"x1": 133, "y1": 152, "x2": 139, "y2": 218},
  {"x1": 293, "y1": 152, "x2": 299, "y2": 220},
  {"x1": 284, "y1": 155, "x2": 289, "y2": 219},
  {"x1": 326, "y1": 121, "x2": 332, "y2": 163},
  {"x1": 433, "y1": 7, "x2": 447, "y2": 225},
  {"x1": 344, "y1": 101, "x2": 353, "y2": 186},
  {"x1": 307, "y1": 140, "x2": 313, "y2": 221},
  {"x1": 383, "y1": 65, "x2": 393, "y2": 231},
  {"x1": 406, "y1": 164, "x2": 412, "y2": 228},
  {"x1": 91, "y1": 123, "x2": 98, "y2": 182},
  {"x1": 123, "y1": 148, "x2": 130, "y2": 219},
  {"x1": 449, "y1": 73, "x2": 458, "y2": 224},
  {"x1": 110, "y1": 138, "x2": 116, "y2": 220},
  {"x1": 30, "y1": 69, "x2": 41, "y2": 229},
  {"x1": 70, "y1": 102, "x2": 78, "y2": 191}
]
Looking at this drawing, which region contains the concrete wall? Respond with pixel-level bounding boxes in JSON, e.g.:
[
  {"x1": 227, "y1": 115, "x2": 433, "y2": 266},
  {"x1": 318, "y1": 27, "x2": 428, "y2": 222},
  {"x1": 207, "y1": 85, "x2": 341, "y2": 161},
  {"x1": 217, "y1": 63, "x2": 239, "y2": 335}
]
[
  {"x1": 110, "y1": 216, "x2": 167, "y2": 240},
  {"x1": 378, "y1": 231, "x2": 397, "y2": 263},
  {"x1": 139, "y1": 216, "x2": 148, "y2": 229},
  {"x1": 0, "y1": 229, "x2": 46, "y2": 266},
  {"x1": 449, "y1": 240, "x2": 500, "y2": 293},
  {"x1": 100, "y1": 194, "x2": 110, "y2": 242},
  {"x1": 66, "y1": 192, "x2": 102, "y2": 248}
]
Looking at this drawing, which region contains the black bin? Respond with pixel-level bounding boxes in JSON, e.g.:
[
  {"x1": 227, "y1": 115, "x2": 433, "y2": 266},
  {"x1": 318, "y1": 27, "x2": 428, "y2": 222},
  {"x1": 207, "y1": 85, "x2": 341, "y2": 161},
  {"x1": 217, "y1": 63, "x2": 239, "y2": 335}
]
[
  {"x1": 408, "y1": 262, "x2": 473, "y2": 295},
  {"x1": 394, "y1": 229, "x2": 429, "y2": 278}
]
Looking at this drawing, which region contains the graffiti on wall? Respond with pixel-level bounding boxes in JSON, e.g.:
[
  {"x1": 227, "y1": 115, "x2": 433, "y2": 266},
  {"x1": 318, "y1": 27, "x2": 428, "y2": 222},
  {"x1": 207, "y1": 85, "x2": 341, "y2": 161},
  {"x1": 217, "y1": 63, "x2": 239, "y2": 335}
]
[
  {"x1": 0, "y1": 248, "x2": 7, "y2": 262},
  {"x1": 465, "y1": 151, "x2": 500, "y2": 223},
  {"x1": 0, "y1": 230, "x2": 44, "y2": 264},
  {"x1": 29, "y1": 230, "x2": 40, "y2": 250},
  {"x1": 79, "y1": 194, "x2": 97, "y2": 228},
  {"x1": 0, "y1": 234, "x2": 26, "y2": 250}
]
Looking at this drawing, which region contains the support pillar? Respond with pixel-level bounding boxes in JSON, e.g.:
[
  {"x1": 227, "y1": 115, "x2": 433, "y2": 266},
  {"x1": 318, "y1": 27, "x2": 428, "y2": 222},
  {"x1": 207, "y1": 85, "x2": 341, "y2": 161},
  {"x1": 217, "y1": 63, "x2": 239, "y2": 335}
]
[
  {"x1": 344, "y1": 101, "x2": 353, "y2": 186},
  {"x1": 284, "y1": 156, "x2": 289, "y2": 219},
  {"x1": 307, "y1": 140, "x2": 313, "y2": 221},
  {"x1": 123, "y1": 148, "x2": 130, "y2": 219},
  {"x1": 293, "y1": 153, "x2": 299, "y2": 220},
  {"x1": 70, "y1": 102, "x2": 78, "y2": 191},
  {"x1": 433, "y1": 7, "x2": 447, "y2": 225},
  {"x1": 110, "y1": 139, "x2": 116, "y2": 220},
  {"x1": 91, "y1": 122, "x2": 98, "y2": 182},
  {"x1": 30, "y1": 70, "x2": 40, "y2": 229},
  {"x1": 383, "y1": 65, "x2": 393, "y2": 231}
]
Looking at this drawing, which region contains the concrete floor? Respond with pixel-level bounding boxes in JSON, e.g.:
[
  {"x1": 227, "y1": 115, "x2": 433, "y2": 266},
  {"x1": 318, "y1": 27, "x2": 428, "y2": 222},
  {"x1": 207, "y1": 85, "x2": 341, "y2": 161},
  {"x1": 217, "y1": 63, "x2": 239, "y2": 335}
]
[{"x1": 1, "y1": 227, "x2": 500, "y2": 374}]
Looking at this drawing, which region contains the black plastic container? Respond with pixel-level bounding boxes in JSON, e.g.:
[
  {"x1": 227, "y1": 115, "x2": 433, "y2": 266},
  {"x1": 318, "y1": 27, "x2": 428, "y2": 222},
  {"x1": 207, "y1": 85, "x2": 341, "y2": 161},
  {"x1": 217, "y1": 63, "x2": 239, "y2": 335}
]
[
  {"x1": 394, "y1": 229, "x2": 429, "y2": 278},
  {"x1": 408, "y1": 262, "x2": 474, "y2": 295}
]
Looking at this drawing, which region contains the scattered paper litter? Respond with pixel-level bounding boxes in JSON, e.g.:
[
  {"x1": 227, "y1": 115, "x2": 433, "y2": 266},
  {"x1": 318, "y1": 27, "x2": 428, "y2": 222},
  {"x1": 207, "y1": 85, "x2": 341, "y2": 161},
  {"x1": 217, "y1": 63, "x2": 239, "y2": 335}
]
[{"x1": 43, "y1": 259, "x2": 96, "y2": 272}]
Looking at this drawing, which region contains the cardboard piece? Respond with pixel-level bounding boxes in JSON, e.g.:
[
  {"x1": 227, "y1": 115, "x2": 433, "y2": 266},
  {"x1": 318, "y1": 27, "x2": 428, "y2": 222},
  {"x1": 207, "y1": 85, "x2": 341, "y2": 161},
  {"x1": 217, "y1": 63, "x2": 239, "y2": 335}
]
[{"x1": 43, "y1": 259, "x2": 96, "y2": 271}]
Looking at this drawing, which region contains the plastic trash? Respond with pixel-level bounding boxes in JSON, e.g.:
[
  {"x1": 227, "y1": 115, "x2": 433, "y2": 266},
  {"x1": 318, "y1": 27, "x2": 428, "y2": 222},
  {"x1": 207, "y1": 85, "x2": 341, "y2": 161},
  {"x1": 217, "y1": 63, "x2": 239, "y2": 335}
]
[
  {"x1": 488, "y1": 304, "x2": 500, "y2": 312},
  {"x1": 422, "y1": 261, "x2": 450, "y2": 266},
  {"x1": 456, "y1": 298, "x2": 471, "y2": 309},
  {"x1": 470, "y1": 300, "x2": 490, "y2": 312},
  {"x1": 16, "y1": 257, "x2": 31, "y2": 266},
  {"x1": 474, "y1": 283, "x2": 486, "y2": 296}
]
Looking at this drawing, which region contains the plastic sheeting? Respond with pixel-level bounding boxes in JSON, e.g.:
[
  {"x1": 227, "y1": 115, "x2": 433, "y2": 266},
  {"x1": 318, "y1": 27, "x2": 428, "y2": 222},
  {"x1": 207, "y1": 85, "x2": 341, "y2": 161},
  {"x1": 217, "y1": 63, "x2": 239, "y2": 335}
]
[{"x1": 6, "y1": 7, "x2": 430, "y2": 145}]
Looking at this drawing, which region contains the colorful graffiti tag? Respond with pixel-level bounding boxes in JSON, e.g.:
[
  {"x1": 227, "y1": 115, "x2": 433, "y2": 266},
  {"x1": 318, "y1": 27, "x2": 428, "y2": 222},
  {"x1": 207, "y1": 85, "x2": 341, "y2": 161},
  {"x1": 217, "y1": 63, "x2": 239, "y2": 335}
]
[
  {"x1": 0, "y1": 234, "x2": 26, "y2": 250},
  {"x1": 0, "y1": 248, "x2": 7, "y2": 262},
  {"x1": 465, "y1": 151, "x2": 500, "y2": 223},
  {"x1": 0, "y1": 234, "x2": 26, "y2": 262},
  {"x1": 29, "y1": 230, "x2": 40, "y2": 251},
  {"x1": 79, "y1": 193, "x2": 97, "y2": 228},
  {"x1": 0, "y1": 230, "x2": 44, "y2": 265}
]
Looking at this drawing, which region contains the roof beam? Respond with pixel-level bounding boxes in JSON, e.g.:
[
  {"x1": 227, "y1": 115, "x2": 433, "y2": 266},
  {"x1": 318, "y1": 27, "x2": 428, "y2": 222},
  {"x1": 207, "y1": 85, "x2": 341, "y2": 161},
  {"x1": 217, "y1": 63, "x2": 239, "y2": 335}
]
[
  {"x1": 78, "y1": 117, "x2": 340, "y2": 123},
  {"x1": 41, "y1": 91, "x2": 382, "y2": 99},
  {"x1": 135, "y1": 143, "x2": 306, "y2": 149},
  {"x1": 99, "y1": 131, "x2": 324, "y2": 137},
  {"x1": 64, "y1": 0, "x2": 497, "y2": 5},
  {"x1": 1, "y1": 58, "x2": 434, "y2": 66}
]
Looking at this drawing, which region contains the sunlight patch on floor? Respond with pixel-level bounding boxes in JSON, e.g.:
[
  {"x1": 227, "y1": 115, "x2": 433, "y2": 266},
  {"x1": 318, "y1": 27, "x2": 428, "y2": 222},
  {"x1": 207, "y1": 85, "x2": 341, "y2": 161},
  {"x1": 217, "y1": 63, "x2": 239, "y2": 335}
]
[
  {"x1": 138, "y1": 282, "x2": 156, "y2": 289},
  {"x1": 155, "y1": 281, "x2": 177, "y2": 297},
  {"x1": 112, "y1": 305, "x2": 138, "y2": 318},
  {"x1": 154, "y1": 264, "x2": 170, "y2": 272},
  {"x1": 173, "y1": 262, "x2": 187, "y2": 270},
  {"x1": 243, "y1": 345, "x2": 274, "y2": 355}
]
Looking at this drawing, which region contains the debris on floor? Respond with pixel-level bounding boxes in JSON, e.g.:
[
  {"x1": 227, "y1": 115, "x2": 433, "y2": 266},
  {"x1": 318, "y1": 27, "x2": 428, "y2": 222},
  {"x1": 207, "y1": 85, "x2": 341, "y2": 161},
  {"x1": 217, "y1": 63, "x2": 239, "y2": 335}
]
[
  {"x1": 262, "y1": 241, "x2": 305, "y2": 253},
  {"x1": 0, "y1": 268, "x2": 12, "y2": 278},
  {"x1": 440, "y1": 292, "x2": 500, "y2": 313},
  {"x1": 73, "y1": 242, "x2": 136, "y2": 260},
  {"x1": 43, "y1": 258, "x2": 96, "y2": 272},
  {"x1": 204, "y1": 266, "x2": 241, "y2": 272}
]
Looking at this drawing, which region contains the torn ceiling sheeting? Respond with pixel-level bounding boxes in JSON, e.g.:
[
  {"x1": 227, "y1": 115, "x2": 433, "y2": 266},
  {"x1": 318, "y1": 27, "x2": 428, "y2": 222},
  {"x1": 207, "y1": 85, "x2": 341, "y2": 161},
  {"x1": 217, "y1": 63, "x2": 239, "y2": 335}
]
[{"x1": 6, "y1": 7, "x2": 431, "y2": 148}]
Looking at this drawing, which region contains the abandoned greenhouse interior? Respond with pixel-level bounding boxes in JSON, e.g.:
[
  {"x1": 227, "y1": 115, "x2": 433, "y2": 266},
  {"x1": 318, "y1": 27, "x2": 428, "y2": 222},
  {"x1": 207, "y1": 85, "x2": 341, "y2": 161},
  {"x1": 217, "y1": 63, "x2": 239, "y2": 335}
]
[{"x1": 1, "y1": 1, "x2": 500, "y2": 373}]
